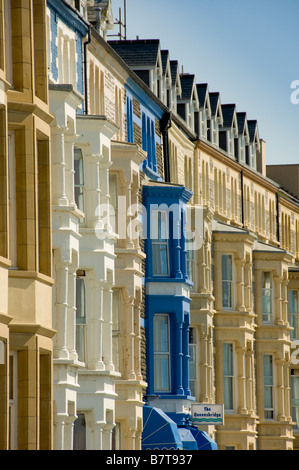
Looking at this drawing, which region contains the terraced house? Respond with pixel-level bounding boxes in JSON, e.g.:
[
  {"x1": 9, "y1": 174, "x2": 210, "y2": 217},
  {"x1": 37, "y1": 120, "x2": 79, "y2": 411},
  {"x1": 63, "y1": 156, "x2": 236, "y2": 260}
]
[{"x1": 1, "y1": 0, "x2": 299, "y2": 451}]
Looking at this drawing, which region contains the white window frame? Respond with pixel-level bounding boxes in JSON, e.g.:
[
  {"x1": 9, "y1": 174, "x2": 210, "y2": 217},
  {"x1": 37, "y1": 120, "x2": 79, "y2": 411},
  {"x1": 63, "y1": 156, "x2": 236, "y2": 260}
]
[
  {"x1": 264, "y1": 354, "x2": 274, "y2": 420},
  {"x1": 151, "y1": 210, "x2": 170, "y2": 277},
  {"x1": 223, "y1": 343, "x2": 234, "y2": 412},
  {"x1": 76, "y1": 275, "x2": 86, "y2": 363},
  {"x1": 153, "y1": 314, "x2": 171, "y2": 393},
  {"x1": 289, "y1": 289, "x2": 299, "y2": 340},
  {"x1": 262, "y1": 272, "x2": 273, "y2": 324},
  {"x1": 222, "y1": 254, "x2": 234, "y2": 310},
  {"x1": 189, "y1": 327, "x2": 198, "y2": 397}
]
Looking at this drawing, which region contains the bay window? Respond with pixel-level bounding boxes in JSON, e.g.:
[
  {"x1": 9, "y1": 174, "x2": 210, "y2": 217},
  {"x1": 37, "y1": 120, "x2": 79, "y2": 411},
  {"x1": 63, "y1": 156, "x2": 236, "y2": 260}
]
[{"x1": 153, "y1": 314, "x2": 170, "y2": 392}]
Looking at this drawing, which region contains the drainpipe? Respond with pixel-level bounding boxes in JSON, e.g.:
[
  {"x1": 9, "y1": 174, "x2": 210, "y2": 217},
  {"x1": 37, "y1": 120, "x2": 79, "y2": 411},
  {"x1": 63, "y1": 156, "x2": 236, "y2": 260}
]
[
  {"x1": 160, "y1": 111, "x2": 172, "y2": 182},
  {"x1": 240, "y1": 170, "x2": 244, "y2": 227},
  {"x1": 83, "y1": 27, "x2": 91, "y2": 115}
]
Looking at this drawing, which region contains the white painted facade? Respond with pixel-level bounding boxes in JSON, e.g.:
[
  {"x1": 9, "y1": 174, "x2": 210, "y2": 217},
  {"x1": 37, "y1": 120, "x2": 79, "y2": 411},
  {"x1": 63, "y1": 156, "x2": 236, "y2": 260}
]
[{"x1": 48, "y1": 8, "x2": 120, "y2": 450}]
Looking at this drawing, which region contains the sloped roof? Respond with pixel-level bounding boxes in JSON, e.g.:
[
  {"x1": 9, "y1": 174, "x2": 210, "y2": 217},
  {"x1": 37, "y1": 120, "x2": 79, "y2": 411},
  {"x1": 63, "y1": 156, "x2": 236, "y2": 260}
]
[
  {"x1": 209, "y1": 92, "x2": 220, "y2": 116},
  {"x1": 170, "y1": 60, "x2": 180, "y2": 86},
  {"x1": 180, "y1": 74, "x2": 196, "y2": 101},
  {"x1": 236, "y1": 112, "x2": 247, "y2": 135},
  {"x1": 196, "y1": 83, "x2": 208, "y2": 108},
  {"x1": 247, "y1": 120, "x2": 258, "y2": 142},
  {"x1": 221, "y1": 104, "x2": 236, "y2": 128},
  {"x1": 108, "y1": 39, "x2": 160, "y2": 67},
  {"x1": 161, "y1": 50, "x2": 170, "y2": 75}
]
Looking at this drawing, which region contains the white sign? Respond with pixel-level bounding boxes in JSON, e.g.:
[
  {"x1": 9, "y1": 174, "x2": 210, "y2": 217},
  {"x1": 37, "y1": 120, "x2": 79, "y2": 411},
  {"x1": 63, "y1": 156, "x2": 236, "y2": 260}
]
[{"x1": 191, "y1": 404, "x2": 224, "y2": 426}]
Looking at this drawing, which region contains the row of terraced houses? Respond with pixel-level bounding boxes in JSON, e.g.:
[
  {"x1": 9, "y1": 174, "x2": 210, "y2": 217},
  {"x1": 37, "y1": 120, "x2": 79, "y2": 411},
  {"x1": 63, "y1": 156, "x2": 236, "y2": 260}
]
[{"x1": 1, "y1": 0, "x2": 299, "y2": 451}]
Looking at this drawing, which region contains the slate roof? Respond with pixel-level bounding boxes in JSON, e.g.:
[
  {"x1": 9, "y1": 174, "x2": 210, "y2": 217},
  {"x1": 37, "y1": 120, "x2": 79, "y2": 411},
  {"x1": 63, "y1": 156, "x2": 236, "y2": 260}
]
[
  {"x1": 180, "y1": 74, "x2": 196, "y2": 101},
  {"x1": 221, "y1": 104, "x2": 236, "y2": 128},
  {"x1": 170, "y1": 60, "x2": 180, "y2": 87},
  {"x1": 247, "y1": 120, "x2": 258, "y2": 142},
  {"x1": 196, "y1": 83, "x2": 208, "y2": 108},
  {"x1": 108, "y1": 39, "x2": 160, "y2": 67},
  {"x1": 236, "y1": 112, "x2": 247, "y2": 135},
  {"x1": 209, "y1": 92, "x2": 220, "y2": 116},
  {"x1": 161, "y1": 50, "x2": 169, "y2": 75}
]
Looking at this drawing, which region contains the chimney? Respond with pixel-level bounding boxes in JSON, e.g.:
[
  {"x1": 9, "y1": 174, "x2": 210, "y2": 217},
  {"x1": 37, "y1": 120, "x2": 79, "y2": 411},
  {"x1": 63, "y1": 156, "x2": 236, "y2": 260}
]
[{"x1": 257, "y1": 138, "x2": 266, "y2": 176}]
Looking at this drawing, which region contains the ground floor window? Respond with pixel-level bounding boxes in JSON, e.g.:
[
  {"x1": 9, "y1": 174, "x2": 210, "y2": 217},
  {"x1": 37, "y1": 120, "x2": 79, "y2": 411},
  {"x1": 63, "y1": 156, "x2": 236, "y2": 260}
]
[{"x1": 73, "y1": 413, "x2": 86, "y2": 450}]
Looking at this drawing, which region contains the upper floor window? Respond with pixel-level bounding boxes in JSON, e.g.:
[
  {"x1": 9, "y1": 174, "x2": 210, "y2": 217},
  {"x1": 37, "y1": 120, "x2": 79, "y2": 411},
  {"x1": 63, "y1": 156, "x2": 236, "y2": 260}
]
[
  {"x1": 222, "y1": 254, "x2": 233, "y2": 310},
  {"x1": 223, "y1": 343, "x2": 234, "y2": 411},
  {"x1": 151, "y1": 211, "x2": 169, "y2": 276},
  {"x1": 153, "y1": 314, "x2": 170, "y2": 392},
  {"x1": 264, "y1": 354, "x2": 274, "y2": 419},
  {"x1": 291, "y1": 374, "x2": 299, "y2": 431},
  {"x1": 142, "y1": 113, "x2": 157, "y2": 174},
  {"x1": 189, "y1": 327, "x2": 197, "y2": 397},
  {"x1": 289, "y1": 290, "x2": 299, "y2": 339},
  {"x1": 74, "y1": 148, "x2": 85, "y2": 215},
  {"x1": 76, "y1": 274, "x2": 86, "y2": 363},
  {"x1": 262, "y1": 272, "x2": 273, "y2": 324},
  {"x1": 126, "y1": 94, "x2": 134, "y2": 143}
]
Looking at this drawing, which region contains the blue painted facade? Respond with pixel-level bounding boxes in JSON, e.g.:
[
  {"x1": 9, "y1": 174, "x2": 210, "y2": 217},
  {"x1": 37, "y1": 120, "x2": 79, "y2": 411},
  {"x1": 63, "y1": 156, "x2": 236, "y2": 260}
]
[
  {"x1": 47, "y1": 0, "x2": 88, "y2": 95},
  {"x1": 125, "y1": 77, "x2": 163, "y2": 181},
  {"x1": 143, "y1": 184, "x2": 194, "y2": 417}
]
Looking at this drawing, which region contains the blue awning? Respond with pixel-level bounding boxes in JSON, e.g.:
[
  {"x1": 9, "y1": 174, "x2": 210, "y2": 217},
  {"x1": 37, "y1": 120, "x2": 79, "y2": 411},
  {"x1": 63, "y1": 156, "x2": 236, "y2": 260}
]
[
  {"x1": 178, "y1": 427, "x2": 198, "y2": 450},
  {"x1": 142, "y1": 406, "x2": 183, "y2": 450},
  {"x1": 189, "y1": 428, "x2": 218, "y2": 450}
]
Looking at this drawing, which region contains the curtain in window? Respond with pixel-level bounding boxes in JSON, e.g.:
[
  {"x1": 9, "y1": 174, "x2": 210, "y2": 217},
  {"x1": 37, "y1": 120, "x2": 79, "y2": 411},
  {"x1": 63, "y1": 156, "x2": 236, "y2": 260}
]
[{"x1": 154, "y1": 315, "x2": 170, "y2": 391}]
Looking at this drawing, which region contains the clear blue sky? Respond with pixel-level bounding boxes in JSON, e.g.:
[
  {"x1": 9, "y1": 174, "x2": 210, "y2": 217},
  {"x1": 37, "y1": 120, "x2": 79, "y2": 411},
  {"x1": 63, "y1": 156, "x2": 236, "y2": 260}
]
[{"x1": 110, "y1": 0, "x2": 299, "y2": 166}]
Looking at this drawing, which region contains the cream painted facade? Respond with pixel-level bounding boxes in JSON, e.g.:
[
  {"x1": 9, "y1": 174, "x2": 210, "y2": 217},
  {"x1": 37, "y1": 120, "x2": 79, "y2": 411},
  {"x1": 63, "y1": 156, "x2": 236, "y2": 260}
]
[{"x1": 0, "y1": 0, "x2": 54, "y2": 450}]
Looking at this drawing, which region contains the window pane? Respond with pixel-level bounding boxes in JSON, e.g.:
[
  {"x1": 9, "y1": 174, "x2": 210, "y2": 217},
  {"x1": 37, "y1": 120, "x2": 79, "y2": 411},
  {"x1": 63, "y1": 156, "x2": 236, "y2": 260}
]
[
  {"x1": 152, "y1": 244, "x2": 169, "y2": 276},
  {"x1": 154, "y1": 315, "x2": 169, "y2": 352},
  {"x1": 73, "y1": 413, "x2": 86, "y2": 450},
  {"x1": 223, "y1": 343, "x2": 233, "y2": 375},
  {"x1": 154, "y1": 315, "x2": 170, "y2": 392},
  {"x1": 222, "y1": 255, "x2": 232, "y2": 280}
]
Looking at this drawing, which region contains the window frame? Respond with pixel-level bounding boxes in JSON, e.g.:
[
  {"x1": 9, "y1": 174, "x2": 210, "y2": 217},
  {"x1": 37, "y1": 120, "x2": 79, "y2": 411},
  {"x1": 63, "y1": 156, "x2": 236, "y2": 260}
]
[
  {"x1": 262, "y1": 272, "x2": 273, "y2": 324},
  {"x1": 76, "y1": 274, "x2": 86, "y2": 363},
  {"x1": 223, "y1": 343, "x2": 234, "y2": 412},
  {"x1": 289, "y1": 289, "x2": 299, "y2": 339},
  {"x1": 263, "y1": 354, "x2": 274, "y2": 420},
  {"x1": 222, "y1": 254, "x2": 234, "y2": 310},
  {"x1": 153, "y1": 314, "x2": 171, "y2": 393},
  {"x1": 151, "y1": 210, "x2": 170, "y2": 277}
]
